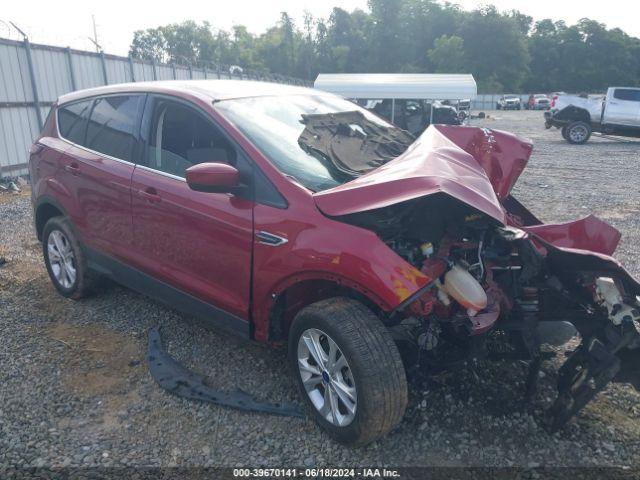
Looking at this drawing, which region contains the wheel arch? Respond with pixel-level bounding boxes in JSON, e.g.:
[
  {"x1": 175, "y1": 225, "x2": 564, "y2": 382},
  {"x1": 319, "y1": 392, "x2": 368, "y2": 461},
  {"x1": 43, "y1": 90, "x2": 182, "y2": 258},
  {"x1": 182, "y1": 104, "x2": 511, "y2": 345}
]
[
  {"x1": 557, "y1": 106, "x2": 591, "y2": 124},
  {"x1": 34, "y1": 196, "x2": 68, "y2": 241},
  {"x1": 264, "y1": 273, "x2": 390, "y2": 343}
]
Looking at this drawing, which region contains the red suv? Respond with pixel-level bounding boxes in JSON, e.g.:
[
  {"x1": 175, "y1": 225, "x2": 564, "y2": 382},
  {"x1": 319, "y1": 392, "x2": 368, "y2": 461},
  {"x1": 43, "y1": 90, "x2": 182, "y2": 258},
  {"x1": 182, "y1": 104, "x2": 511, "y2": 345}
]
[{"x1": 31, "y1": 80, "x2": 640, "y2": 445}]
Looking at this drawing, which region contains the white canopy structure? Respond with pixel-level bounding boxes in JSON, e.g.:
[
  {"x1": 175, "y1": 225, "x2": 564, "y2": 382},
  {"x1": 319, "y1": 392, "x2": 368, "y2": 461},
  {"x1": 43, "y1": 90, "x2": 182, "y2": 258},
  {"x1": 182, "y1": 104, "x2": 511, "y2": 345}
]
[{"x1": 314, "y1": 73, "x2": 477, "y2": 101}]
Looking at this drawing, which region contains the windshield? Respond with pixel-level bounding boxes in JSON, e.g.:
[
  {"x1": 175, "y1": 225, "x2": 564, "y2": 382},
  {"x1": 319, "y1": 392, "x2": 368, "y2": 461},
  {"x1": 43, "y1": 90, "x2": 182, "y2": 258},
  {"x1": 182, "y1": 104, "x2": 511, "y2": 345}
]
[{"x1": 215, "y1": 94, "x2": 395, "y2": 192}]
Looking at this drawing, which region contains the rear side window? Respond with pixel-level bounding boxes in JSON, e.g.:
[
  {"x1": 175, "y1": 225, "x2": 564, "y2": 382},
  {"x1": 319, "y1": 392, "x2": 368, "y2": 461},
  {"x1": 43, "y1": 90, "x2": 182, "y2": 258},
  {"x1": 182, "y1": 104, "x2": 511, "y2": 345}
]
[
  {"x1": 58, "y1": 100, "x2": 92, "y2": 144},
  {"x1": 613, "y1": 89, "x2": 640, "y2": 102},
  {"x1": 85, "y1": 95, "x2": 144, "y2": 162}
]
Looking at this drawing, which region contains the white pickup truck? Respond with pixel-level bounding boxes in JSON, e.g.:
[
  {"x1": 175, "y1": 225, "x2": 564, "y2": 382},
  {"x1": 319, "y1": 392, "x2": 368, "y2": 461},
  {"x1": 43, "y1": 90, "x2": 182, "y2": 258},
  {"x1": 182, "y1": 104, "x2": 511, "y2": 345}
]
[{"x1": 544, "y1": 87, "x2": 640, "y2": 144}]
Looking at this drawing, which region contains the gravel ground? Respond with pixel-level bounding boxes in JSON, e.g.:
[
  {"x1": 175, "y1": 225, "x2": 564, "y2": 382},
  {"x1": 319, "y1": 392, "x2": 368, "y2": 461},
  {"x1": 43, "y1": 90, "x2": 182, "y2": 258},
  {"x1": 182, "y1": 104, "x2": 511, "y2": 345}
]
[{"x1": 1, "y1": 110, "x2": 640, "y2": 469}]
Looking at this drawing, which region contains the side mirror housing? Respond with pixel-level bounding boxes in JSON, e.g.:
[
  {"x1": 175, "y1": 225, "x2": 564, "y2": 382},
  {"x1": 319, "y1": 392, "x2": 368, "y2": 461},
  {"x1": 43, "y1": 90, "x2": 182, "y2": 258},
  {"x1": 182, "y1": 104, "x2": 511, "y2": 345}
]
[{"x1": 185, "y1": 162, "x2": 240, "y2": 193}]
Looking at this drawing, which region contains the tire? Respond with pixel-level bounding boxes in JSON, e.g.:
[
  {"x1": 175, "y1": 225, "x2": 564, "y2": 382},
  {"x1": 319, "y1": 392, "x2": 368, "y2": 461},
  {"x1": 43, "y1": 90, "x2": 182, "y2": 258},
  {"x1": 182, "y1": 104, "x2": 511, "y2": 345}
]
[
  {"x1": 561, "y1": 126, "x2": 569, "y2": 140},
  {"x1": 289, "y1": 297, "x2": 408, "y2": 446},
  {"x1": 496, "y1": 104, "x2": 501, "y2": 110},
  {"x1": 42, "y1": 216, "x2": 97, "y2": 299},
  {"x1": 565, "y1": 121, "x2": 591, "y2": 144}
]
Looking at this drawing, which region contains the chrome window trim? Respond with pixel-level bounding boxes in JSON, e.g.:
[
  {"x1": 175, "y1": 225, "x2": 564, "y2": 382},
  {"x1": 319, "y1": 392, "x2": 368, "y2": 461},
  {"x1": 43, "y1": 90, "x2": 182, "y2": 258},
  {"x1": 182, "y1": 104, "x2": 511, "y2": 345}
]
[
  {"x1": 57, "y1": 135, "x2": 135, "y2": 167},
  {"x1": 135, "y1": 164, "x2": 187, "y2": 182},
  {"x1": 56, "y1": 101, "x2": 191, "y2": 183}
]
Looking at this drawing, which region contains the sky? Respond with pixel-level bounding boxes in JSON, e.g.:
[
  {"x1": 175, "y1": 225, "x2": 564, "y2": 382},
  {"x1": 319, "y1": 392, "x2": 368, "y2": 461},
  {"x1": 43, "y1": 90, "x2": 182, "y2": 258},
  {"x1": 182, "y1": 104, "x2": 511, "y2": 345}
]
[{"x1": 1, "y1": 0, "x2": 639, "y2": 56}]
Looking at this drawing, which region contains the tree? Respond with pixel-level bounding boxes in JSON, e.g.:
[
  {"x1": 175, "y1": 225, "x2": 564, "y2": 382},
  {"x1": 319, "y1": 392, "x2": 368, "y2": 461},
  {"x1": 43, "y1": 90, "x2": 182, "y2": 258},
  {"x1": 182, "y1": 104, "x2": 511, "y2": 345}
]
[
  {"x1": 325, "y1": 8, "x2": 372, "y2": 73},
  {"x1": 129, "y1": 21, "x2": 217, "y2": 65},
  {"x1": 368, "y1": 0, "x2": 403, "y2": 71},
  {"x1": 129, "y1": 28, "x2": 168, "y2": 62},
  {"x1": 127, "y1": 1, "x2": 640, "y2": 91},
  {"x1": 507, "y1": 10, "x2": 533, "y2": 35},
  {"x1": 428, "y1": 35, "x2": 466, "y2": 73},
  {"x1": 458, "y1": 6, "x2": 530, "y2": 91}
]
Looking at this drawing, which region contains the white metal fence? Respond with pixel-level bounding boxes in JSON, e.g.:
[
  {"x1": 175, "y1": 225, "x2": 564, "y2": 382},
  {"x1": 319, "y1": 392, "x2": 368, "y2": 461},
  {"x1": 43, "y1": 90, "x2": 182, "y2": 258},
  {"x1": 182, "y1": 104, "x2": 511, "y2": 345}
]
[{"x1": 0, "y1": 37, "x2": 311, "y2": 177}]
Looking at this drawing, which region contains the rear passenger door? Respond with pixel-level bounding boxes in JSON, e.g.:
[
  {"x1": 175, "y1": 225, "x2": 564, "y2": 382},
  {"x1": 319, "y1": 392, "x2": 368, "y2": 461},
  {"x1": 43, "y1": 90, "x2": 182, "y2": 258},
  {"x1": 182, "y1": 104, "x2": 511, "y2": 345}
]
[
  {"x1": 56, "y1": 94, "x2": 144, "y2": 261},
  {"x1": 130, "y1": 95, "x2": 254, "y2": 323},
  {"x1": 603, "y1": 89, "x2": 640, "y2": 126}
]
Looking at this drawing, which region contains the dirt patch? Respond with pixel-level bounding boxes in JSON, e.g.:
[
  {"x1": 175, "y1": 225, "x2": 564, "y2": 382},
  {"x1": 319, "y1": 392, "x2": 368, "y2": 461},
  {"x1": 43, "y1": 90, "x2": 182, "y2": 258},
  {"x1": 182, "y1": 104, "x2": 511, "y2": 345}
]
[
  {"x1": 46, "y1": 322, "x2": 144, "y2": 398},
  {"x1": 0, "y1": 187, "x2": 30, "y2": 204}
]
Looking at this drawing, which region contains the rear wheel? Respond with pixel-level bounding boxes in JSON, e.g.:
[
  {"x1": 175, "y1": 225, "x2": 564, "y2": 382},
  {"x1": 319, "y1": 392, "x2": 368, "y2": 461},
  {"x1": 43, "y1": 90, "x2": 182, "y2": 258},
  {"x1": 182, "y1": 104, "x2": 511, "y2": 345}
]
[
  {"x1": 565, "y1": 121, "x2": 591, "y2": 144},
  {"x1": 289, "y1": 297, "x2": 407, "y2": 446},
  {"x1": 42, "y1": 217, "x2": 97, "y2": 299}
]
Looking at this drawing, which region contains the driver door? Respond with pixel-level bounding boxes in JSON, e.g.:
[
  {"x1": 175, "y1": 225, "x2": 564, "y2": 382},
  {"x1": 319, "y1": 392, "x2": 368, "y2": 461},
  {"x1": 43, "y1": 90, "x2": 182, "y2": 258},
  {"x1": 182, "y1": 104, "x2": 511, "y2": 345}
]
[{"x1": 130, "y1": 95, "x2": 254, "y2": 325}]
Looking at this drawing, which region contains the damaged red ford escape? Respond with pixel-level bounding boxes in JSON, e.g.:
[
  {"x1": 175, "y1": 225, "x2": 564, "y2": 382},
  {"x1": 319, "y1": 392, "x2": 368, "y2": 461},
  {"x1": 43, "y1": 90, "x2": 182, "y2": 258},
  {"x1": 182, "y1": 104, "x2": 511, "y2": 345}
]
[{"x1": 30, "y1": 81, "x2": 640, "y2": 445}]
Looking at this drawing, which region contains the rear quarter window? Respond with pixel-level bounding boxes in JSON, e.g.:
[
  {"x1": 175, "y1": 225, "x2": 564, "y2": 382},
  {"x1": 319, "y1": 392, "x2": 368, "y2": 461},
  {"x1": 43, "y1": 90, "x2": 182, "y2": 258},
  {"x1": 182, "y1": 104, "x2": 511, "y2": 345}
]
[
  {"x1": 57, "y1": 100, "x2": 93, "y2": 144},
  {"x1": 85, "y1": 95, "x2": 144, "y2": 162}
]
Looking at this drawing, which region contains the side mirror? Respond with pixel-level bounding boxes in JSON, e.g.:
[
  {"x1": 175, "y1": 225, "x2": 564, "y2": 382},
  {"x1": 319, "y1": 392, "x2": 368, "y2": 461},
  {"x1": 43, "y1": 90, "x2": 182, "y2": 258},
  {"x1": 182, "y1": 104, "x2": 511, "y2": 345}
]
[{"x1": 185, "y1": 162, "x2": 240, "y2": 193}]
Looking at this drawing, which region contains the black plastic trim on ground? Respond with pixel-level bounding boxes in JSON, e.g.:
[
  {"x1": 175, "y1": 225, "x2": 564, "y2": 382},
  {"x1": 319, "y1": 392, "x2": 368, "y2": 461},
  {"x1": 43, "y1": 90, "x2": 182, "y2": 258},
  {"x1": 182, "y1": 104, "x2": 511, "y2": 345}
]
[{"x1": 147, "y1": 327, "x2": 305, "y2": 418}]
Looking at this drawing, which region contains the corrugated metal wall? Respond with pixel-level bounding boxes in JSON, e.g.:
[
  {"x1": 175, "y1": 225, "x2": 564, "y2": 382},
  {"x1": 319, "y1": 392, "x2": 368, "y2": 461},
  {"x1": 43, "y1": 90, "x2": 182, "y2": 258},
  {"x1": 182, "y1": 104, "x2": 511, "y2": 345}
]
[
  {"x1": 472, "y1": 94, "x2": 533, "y2": 111},
  {"x1": 0, "y1": 37, "x2": 311, "y2": 177}
]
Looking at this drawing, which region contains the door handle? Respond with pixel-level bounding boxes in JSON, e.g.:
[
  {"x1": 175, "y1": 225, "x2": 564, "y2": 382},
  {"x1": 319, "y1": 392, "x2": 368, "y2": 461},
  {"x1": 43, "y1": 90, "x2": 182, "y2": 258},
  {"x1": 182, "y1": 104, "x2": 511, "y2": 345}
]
[
  {"x1": 138, "y1": 187, "x2": 161, "y2": 203},
  {"x1": 64, "y1": 163, "x2": 80, "y2": 176}
]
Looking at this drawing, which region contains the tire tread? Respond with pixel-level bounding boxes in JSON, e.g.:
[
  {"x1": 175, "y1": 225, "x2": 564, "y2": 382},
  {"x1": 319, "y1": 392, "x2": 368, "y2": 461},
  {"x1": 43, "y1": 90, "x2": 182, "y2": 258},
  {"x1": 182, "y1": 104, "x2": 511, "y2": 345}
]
[{"x1": 290, "y1": 297, "x2": 408, "y2": 445}]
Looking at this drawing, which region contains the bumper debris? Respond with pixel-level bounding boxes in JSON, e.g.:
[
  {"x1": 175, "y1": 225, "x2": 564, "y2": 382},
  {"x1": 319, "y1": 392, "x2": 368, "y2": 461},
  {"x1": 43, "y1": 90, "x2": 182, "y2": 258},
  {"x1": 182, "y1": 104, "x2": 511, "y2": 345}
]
[{"x1": 147, "y1": 327, "x2": 305, "y2": 418}]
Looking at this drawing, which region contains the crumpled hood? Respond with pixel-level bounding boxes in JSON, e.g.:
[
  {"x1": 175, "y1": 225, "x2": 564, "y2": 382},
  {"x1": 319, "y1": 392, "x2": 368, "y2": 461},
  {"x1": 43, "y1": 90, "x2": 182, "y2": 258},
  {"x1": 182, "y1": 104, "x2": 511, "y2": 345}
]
[{"x1": 313, "y1": 125, "x2": 533, "y2": 224}]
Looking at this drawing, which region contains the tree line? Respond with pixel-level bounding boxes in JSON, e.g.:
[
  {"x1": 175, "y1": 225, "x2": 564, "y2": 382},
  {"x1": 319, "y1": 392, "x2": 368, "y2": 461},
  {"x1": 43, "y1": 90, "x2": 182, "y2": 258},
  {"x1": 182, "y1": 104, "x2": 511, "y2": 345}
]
[{"x1": 129, "y1": 0, "x2": 640, "y2": 93}]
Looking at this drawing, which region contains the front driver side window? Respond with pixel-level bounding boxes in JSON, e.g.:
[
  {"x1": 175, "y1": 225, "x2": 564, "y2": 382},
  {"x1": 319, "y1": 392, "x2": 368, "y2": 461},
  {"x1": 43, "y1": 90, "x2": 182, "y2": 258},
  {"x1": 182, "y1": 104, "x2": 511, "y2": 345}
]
[{"x1": 147, "y1": 100, "x2": 236, "y2": 178}]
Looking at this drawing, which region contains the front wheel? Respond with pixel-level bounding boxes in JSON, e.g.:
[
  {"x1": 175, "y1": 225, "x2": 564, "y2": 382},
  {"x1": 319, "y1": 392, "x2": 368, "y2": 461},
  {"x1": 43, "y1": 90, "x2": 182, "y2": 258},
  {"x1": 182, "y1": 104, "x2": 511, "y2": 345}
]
[
  {"x1": 565, "y1": 121, "x2": 591, "y2": 144},
  {"x1": 289, "y1": 297, "x2": 408, "y2": 446}
]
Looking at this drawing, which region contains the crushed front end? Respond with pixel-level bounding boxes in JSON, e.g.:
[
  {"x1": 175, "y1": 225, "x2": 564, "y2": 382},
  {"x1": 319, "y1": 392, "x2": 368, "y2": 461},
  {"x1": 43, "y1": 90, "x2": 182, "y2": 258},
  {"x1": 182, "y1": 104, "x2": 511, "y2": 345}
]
[{"x1": 308, "y1": 120, "x2": 640, "y2": 430}]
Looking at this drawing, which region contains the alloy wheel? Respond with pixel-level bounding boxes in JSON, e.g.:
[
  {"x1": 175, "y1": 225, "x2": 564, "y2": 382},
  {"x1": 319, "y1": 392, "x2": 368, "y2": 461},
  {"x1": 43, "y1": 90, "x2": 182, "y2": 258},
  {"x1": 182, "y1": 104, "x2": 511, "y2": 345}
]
[
  {"x1": 47, "y1": 230, "x2": 77, "y2": 289},
  {"x1": 569, "y1": 125, "x2": 588, "y2": 143},
  {"x1": 297, "y1": 328, "x2": 357, "y2": 426}
]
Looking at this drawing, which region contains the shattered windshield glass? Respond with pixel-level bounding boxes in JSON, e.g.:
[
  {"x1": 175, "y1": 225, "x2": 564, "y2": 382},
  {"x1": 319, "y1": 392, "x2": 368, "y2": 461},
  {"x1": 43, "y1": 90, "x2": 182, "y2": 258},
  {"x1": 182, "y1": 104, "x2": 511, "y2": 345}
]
[{"x1": 215, "y1": 95, "x2": 413, "y2": 192}]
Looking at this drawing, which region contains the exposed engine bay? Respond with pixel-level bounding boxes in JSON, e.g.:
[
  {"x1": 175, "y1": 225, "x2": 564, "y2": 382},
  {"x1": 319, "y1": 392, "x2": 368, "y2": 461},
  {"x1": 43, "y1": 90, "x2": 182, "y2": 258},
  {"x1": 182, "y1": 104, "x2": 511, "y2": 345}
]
[
  {"x1": 305, "y1": 121, "x2": 640, "y2": 431},
  {"x1": 371, "y1": 196, "x2": 640, "y2": 431}
]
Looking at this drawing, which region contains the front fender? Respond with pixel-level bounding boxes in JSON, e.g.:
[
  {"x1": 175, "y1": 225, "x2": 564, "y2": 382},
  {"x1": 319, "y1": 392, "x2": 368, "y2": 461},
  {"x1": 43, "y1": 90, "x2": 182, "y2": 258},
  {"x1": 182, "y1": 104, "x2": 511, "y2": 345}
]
[{"x1": 251, "y1": 204, "x2": 431, "y2": 342}]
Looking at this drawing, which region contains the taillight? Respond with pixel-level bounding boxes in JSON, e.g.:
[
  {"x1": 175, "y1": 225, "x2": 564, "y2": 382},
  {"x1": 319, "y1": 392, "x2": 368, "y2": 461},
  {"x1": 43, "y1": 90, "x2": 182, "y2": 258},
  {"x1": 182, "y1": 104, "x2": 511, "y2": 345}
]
[{"x1": 551, "y1": 95, "x2": 558, "y2": 108}]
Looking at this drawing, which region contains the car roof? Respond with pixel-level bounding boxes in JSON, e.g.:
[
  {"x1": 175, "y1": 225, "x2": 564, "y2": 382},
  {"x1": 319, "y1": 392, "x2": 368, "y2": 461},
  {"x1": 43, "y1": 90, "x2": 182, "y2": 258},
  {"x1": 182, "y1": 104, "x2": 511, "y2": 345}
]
[{"x1": 57, "y1": 80, "x2": 319, "y2": 105}]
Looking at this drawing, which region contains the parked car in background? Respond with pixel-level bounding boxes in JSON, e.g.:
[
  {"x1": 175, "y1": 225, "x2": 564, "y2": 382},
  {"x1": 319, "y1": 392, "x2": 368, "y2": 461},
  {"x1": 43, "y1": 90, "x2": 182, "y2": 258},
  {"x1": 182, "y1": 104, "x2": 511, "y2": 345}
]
[
  {"x1": 545, "y1": 87, "x2": 640, "y2": 144},
  {"x1": 496, "y1": 95, "x2": 521, "y2": 110},
  {"x1": 529, "y1": 94, "x2": 550, "y2": 110},
  {"x1": 526, "y1": 94, "x2": 535, "y2": 109},
  {"x1": 457, "y1": 98, "x2": 471, "y2": 111}
]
